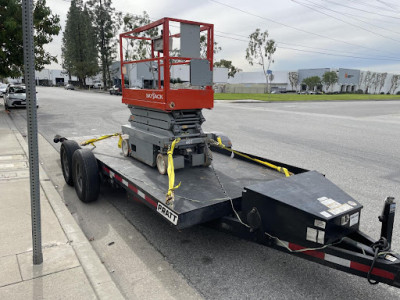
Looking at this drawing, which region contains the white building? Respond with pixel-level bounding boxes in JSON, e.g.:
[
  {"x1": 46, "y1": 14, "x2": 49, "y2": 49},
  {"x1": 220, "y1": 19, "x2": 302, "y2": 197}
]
[
  {"x1": 8, "y1": 69, "x2": 102, "y2": 87},
  {"x1": 124, "y1": 62, "x2": 228, "y2": 88},
  {"x1": 226, "y1": 70, "x2": 289, "y2": 93},
  {"x1": 225, "y1": 68, "x2": 400, "y2": 94}
]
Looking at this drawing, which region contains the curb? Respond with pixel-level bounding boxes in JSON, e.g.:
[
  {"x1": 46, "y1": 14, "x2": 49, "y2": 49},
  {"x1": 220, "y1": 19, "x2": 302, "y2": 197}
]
[{"x1": 9, "y1": 121, "x2": 125, "y2": 299}]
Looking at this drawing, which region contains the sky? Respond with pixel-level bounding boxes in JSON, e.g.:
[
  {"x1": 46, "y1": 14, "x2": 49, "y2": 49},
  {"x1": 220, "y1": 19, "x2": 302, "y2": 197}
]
[{"x1": 46, "y1": 0, "x2": 400, "y2": 73}]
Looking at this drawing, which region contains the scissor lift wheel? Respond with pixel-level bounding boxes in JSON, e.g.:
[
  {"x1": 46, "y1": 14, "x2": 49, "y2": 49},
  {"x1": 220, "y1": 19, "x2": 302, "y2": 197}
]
[
  {"x1": 121, "y1": 138, "x2": 130, "y2": 157},
  {"x1": 156, "y1": 153, "x2": 168, "y2": 175}
]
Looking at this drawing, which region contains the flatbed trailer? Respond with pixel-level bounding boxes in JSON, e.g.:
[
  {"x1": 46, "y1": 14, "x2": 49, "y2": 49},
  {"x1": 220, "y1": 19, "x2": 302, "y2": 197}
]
[{"x1": 54, "y1": 134, "x2": 400, "y2": 288}]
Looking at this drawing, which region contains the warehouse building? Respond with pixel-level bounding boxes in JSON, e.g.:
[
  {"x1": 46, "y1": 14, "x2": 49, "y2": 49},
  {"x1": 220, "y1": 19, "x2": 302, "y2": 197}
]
[
  {"x1": 227, "y1": 68, "x2": 400, "y2": 94},
  {"x1": 226, "y1": 71, "x2": 289, "y2": 93},
  {"x1": 14, "y1": 62, "x2": 228, "y2": 88},
  {"x1": 8, "y1": 65, "x2": 399, "y2": 94}
]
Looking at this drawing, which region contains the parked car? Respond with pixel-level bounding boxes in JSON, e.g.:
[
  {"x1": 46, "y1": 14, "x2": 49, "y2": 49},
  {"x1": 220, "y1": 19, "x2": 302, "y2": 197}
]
[
  {"x1": 109, "y1": 85, "x2": 122, "y2": 95},
  {"x1": 0, "y1": 83, "x2": 8, "y2": 97},
  {"x1": 93, "y1": 82, "x2": 103, "y2": 89},
  {"x1": 64, "y1": 84, "x2": 75, "y2": 90},
  {"x1": 4, "y1": 85, "x2": 39, "y2": 109}
]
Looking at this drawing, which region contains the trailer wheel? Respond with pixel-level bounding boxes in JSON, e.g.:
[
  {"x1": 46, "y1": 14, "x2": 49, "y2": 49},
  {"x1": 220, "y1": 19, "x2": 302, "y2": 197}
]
[
  {"x1": 204, "y1": 145, "x2": 213, "y2": 167},
  {"x1": 121, "y1": 138, "x2": 130, "y2": 157},
  {"x1": 72, "y1": 149, "x2": 100, "y2": 202},
  {"x1": 60, "y1": 140, "x2": 81, "y2": 186},
  {"x1": 156, "y1": 153, "x2": 168, "y2": 175}
]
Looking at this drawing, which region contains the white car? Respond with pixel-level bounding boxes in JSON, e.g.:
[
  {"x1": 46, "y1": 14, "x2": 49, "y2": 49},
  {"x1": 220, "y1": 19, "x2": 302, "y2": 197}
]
[
  {"x1": 4, "y1": 85, "x2": 39, "y2": 109},
  {"x1": 0, "y1": 83, "x2": 7, "y2": 97},
  {"x1": 93, "y1": 82, "x2": 103, "y2": 89}
]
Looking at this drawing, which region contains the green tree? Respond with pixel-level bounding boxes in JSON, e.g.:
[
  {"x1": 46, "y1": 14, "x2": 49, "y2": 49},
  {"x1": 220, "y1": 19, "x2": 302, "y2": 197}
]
[
  {"x1": 378, "y1": 72, "x2": 387, "y2": 93},
  {"x1": 245, "y1": 29, "x2": 276, "y2": 93},
  {"x1": 123, "y1": 11, "x2": 159, "y2": 87},
  {"x1": 214, "y1": 59, "x2": 241, "y2": 78},
  {"x1": 302, "y1": 76, "x2": 321, "y2": 91},
  {"x1": 288, "y1": 72, "x2": 299, "y2": 91},
  {"x1": 87, "y1": 0, "x2": 121, "y2": 88},
  {"x1": 322, "y1": 71, "x2": 338, "y2": 92},
  {"x1": 200, "y1": 35, "x2": 221, "y2": 58},
  {"x1": 62, "y1": 0, "x2": 99, "y2": 87},
  {"x1": 389, "y1": 74, "x2": 400, "y2": 94},
  {"x1": 123, "y1": 11, "x2": 159, "y2": 61},
  {"x1": 0, "y1": 0, "x2": 60, "y2": 78},
  {"x1": 363, "y1": 71, "x2": 372, "y2": 93}
]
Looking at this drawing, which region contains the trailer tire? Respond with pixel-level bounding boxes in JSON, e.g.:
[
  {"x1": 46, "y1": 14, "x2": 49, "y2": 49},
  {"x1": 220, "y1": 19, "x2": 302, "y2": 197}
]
[
  {"x1": 72, "y1": 149, "x2": 100, "y2": 203},
  {"x1": 60, "y1": 140, "x2": 81, "y2": 186}
]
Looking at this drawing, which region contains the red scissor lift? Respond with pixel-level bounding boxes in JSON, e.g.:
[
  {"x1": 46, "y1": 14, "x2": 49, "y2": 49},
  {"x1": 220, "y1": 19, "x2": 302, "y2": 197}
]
[{"x1": 119, "y1": 18, "x2": 215, "y2": 174}]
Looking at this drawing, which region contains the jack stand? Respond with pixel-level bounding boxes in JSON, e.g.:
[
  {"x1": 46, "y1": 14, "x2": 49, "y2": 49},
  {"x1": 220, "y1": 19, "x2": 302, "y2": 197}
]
[{"x1": 379, "y1": 196, "x2": 396, "y2": 248}]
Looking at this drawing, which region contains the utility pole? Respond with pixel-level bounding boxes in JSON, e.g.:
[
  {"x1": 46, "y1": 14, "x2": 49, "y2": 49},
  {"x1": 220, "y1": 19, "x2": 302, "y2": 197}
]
[{"x1": 22, "y1": 0, "x2": 43, "y2": 265}]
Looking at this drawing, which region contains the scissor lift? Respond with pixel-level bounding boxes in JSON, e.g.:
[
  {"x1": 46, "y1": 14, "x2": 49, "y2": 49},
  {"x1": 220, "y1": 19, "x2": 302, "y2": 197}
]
[{"x1": 119, "y1": 18, "x2": 215, "y2": 174}]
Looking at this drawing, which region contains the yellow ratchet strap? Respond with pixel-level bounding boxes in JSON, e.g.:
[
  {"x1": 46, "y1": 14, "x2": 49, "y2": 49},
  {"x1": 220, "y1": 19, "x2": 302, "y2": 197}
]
[
  {"x1": 166, "y1": 138, "x2": 181, "y2": 204},
  {"x1": 216, "y1": 137, "x2": 291, "y2": 177},
  {"x1": 81, "y1": 133, "x2": 123, "y2": 148}
]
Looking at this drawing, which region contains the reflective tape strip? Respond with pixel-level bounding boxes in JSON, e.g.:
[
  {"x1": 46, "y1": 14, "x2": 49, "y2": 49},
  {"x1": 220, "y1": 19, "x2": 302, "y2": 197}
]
[
  {"x1": 278, "y1": 241, "x2": 395, "y2": 281},
  {"x1": 138, "y1": 190, "x2": 145, "y2": 198},
  {"x1": 325, "y1": 254, "x2": 351, "y2": 268},
  {"x1": 288, "y1": 243, "x2": 325, "y2": 259},
  {"x1": 128, "y1": 183, "x2": 137, "y2": 193},
  {"x1": 102, "y1": 166, "x2": 157, "y2": 208},
  {"x1": 145, "y1": 195, "x2": 157, "y2": 207},
  {"x1": 350, "y1": 261, "x2": 395, "y2": 280}
]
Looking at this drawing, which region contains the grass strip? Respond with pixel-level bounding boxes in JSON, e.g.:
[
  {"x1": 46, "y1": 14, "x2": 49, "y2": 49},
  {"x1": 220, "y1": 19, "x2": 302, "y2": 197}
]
[{"x1": 214, "y1": 93, "x2": 400, "y2": 101}]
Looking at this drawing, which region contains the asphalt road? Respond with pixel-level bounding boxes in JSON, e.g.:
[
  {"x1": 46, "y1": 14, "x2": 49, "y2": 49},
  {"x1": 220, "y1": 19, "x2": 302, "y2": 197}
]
[{"x1": 4, "y1": 87, "x2": 400, "y2": 299}]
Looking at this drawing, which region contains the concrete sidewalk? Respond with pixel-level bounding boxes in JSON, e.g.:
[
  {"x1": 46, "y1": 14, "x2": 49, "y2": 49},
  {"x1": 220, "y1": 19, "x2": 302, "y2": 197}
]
[{"x1": 0, "y1": 110, "x2": 124, "y2": 299}]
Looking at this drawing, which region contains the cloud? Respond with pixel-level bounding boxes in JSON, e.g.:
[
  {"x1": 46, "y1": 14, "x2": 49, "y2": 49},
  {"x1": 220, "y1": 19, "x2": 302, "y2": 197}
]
[{"x1": 43, "y1": 0, "x2": 400, "y2": 74}]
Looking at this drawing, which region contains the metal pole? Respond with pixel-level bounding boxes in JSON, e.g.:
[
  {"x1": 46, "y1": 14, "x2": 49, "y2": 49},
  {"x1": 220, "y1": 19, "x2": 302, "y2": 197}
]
[{"x1": 22, "y1": 0, "x2": 43, "y2": 265}]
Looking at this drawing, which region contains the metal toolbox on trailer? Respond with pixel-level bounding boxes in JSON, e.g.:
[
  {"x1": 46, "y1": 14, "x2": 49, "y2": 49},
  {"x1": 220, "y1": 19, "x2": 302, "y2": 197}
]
[{"x1": 243, "y1": 171, "x2": 363, "y2": 247}]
